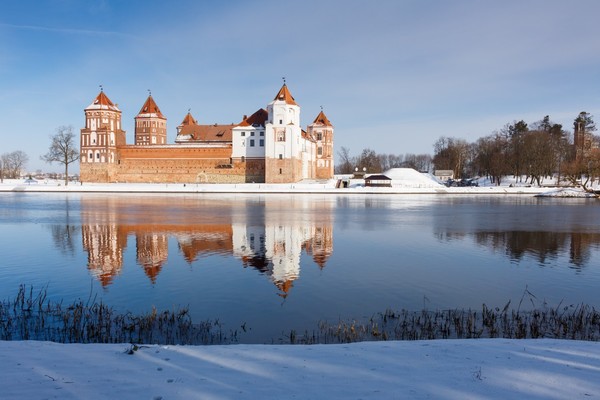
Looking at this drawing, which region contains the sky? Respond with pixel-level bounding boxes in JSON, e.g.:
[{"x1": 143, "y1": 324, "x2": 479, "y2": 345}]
[{"x1": 2, "y1": 0, "x2": 600, "y2": 173}]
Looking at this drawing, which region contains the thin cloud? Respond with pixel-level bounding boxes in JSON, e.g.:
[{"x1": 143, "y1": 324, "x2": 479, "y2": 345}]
[{"x1": 0, "y1": 22, "x2": 134, "y2": 38}]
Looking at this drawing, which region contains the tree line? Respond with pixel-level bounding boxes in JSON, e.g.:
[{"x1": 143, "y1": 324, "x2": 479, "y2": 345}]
[
  {"x1": 336, "y1": 147, "x2": 432, "y2": 174},
  {"x1": 432, "y1": 113, "x2": 600, "y2": 188}
]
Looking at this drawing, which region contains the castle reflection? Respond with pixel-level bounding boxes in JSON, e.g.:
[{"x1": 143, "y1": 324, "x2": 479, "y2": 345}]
[{"x1": 80, "y1": 196, "x2": 333, "y2": 296}]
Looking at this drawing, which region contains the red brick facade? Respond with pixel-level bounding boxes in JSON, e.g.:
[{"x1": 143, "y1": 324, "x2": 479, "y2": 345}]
[{"x1": 80, "y1": 86, "x2": 333, "y2": 184}]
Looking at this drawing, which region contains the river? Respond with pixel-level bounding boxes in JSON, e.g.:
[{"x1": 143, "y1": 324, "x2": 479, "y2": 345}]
[{"x1": 1, "y1": 193, "x2": 599, "y2": 342}]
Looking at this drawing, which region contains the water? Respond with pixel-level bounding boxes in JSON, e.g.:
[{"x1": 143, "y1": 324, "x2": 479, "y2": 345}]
[{"x1": 1, "y1": 192, "x2": 599, "y2": 343}]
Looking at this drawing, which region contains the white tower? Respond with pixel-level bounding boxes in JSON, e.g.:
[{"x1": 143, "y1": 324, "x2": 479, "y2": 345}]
[{"x1": 265, "y1": 82, "x2": 303, "y2": 183}]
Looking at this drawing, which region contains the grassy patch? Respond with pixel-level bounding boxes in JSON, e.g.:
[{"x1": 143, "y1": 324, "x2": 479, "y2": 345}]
[
  {"x1": 3, "y1": 286, "x2": 599, "y2": 345},
  {"x1": 0, "y1": 285, "x2": 238, "y2": 345},
  {"x1": 286, "y1": 303, "x2": 600, "y2": 344}
]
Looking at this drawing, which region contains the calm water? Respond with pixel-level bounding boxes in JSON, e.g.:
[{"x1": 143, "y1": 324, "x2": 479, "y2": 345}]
[{"x1": 1, "y1": 192, "x2": 599, "y2": 342}]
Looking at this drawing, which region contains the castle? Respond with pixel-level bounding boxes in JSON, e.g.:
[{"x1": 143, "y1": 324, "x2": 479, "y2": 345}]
[{"x1": 79, "y1": 83, "x2": 334, "y2": 183}]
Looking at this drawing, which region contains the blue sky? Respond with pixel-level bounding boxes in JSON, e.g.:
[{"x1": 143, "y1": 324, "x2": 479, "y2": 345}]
[{"x1": 2, "y1": 0, "x2": 600, "y2": 173}]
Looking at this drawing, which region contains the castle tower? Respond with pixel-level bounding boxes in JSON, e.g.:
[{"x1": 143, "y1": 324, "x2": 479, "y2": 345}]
[
  {"x1": 307, "y1": 110, "x2": 334, "y2": 180},
  {"x1": 135, "y1": 94, "x2": 167, "y2": 145},
  {"x1": 80, "y1": 90, "x2": 126, "y2": 182},
  {"x1": 265, "y1": 83, "x2": 303, "y2": 183}
]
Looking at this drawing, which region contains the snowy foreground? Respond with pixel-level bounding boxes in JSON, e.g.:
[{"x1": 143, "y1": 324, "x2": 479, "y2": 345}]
[{"x1": 1, "y1": 339, "x2": 599, "y2": 399}]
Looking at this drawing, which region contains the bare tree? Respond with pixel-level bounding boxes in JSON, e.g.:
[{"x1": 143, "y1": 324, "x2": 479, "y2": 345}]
[
  {"x1": 357, "y1": 148, "x2": 382, "y2": 173},
  {"x1": 336, "y1": 146, "x2": 354, "y2": 174},
  {"x1": 9, "y1": 150, "x2": 29, "y2": 178},
  {"x1": 473, "y1": 134, "x2": 511, "y2": 185},
  {"x1": 41, "y1": 126, "x2": 80, "y2": 185},
  {"x1": 1, "y1": 151, "x2": 29, "y2": 179},
  {"x1": 433, "y1": 136, "x2": 470, "y2": 178},
  {"x1": 0, "y1": 153, "x2": 7, "y2": 182}
]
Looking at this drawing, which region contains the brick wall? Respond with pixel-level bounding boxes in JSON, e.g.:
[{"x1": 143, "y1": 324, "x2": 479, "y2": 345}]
[
  {"x1": 81, "y1": 145, "x2": 265, "y2": 183},
  {"x1": 265, "y1": 157, "x2": 303, "y2": 183}
]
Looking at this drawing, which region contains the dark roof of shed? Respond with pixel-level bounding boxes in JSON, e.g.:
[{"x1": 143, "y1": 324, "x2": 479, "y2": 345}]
[{"x1": 365, "y1": 174, "x2": 392, "y2": 180}]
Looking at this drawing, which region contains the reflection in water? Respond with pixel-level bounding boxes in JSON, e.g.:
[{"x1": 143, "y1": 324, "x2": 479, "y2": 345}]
[
  {"x1": 16, "y1": 194, "x2": 600, "y2": 342},
  {"x1": 47, "y1": 197, "x2": 80, "y2": 255},
  {"x1": 79, "y1": 196, "x2": 334, "y2": 297},
  {"x1": 438, "y1": 230, "x2": 600, "y2": 269}
]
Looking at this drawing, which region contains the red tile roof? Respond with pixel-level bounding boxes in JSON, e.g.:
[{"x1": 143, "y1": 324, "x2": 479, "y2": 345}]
[
  {"x1": 312, "y1": 110, "x2": 332, "y2": 126},
  {"x1": 180, "y1": 112, "x2": 198, "y2": 126},
  {"x1": 273, "y1": 84, "x2": 297, "y2": 105},
  {"x1": 176, "y1": 123, "x2": 233, "y2": 142},
  {"x1": 137, "y1": 95, "x2": 165, "y2": 119},
  {"x1": 238, "y1": 108, "x2": 268, "y2": 127},
  {"x1": 86, "y1": 91, "x2": 120, "y2": 112}
]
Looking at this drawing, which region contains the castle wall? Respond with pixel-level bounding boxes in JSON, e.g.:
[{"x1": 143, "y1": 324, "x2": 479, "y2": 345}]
[
  {"x1": 265, "y1": 157, "x2": 303, "y2": 183},
  {"x1": 82, "y1": 145, "x2": 265, "y2": 184}
]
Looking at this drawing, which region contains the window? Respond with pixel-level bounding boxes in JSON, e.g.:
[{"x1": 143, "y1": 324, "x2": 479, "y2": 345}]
[
  {"x1": 260, "y1": 131, "x2": 264, "y2": 136},
  {"x1": 318, "y1": 147, "x2": 323, "y2": 155},
  {"x1": 259, "y1": 139, "x2": 264, "y2": 147},
  {"x1": 279, "y1": 168, "x2": 282, "y2": 174},
  {"x1": 279, "y1": 119, "x2": 283, "y2": 124},
  {"x1": 96, "y1": 153, "x2": 100, "y2": 159},
  {"x1": 250, "y1": 139, "x2": 255, "y2": 147},
  {"x1": 250, "y1": 131, "x2": 255, "y2": 136},
  {"x1": 316, "y1": 132, "x2": 322, "y2": 141},
  {"x1": 241, "y1": 132, "x2": 246, "y2": 137},
  {"x1": 277, "y1": 131, "x2": 285, "y2": 142},
  {"x1": 241, "y1": 156, "x2": 245, "y2": 162},
  {"x1": 279, "y1": 154, "x2": 283, "y2": 160}
]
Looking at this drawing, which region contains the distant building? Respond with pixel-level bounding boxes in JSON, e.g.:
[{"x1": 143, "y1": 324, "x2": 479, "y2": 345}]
[
  {"x1": 80, "y1": 84, "x2": 334, "y2": 183},
  {"x1": 364, "y1": 174, "x2": 392, "y2": 187},
  {"x1": 434, "y1": 170, "x2": 454, "y2": 182},
  {"x1": 573, "y1": 115, "x2": 598, "y2": 161}
]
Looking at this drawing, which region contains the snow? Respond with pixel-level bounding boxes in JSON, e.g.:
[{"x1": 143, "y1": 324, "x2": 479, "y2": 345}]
[
  {"x1": 1, "y1": 339, "x2": 598, "y2": 399},
  {"x1": 0, "y1": 176, "x2": 552, "y2": 194},
  {"x1": 5, "y1": 170, "x2": 596, "y2": 195},
  {"x1": 382, "y1": 168, "x2": 445, "y2": 188},
  {"x1": 536, "y1": 188, "x2": 599, "y2": 198}
]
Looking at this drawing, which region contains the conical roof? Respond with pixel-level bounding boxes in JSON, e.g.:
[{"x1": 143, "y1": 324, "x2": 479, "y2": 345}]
[
  {"x1": 137, "y1": 95, "x2": 165, "y2": 119},
  {"x1": 312, "y1": 110, "x2": 332, "y2": 126},
  {"x1": 85, "y1": 91, "x2": 120, "y2": 112},
  {"x1": 180, "y1": 112, "x2": 198, "y2": 126},
  {"x1": 273, "y1": 84, "x2": 297, "y2": 105}
]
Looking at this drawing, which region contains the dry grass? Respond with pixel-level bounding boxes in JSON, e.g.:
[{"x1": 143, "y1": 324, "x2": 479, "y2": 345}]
[
  {"x1": 0, "y1": 285, "x2": 238, "y2": 345},
  {"x1": 3, "y1": 286, "x2": 599, "y2": 345},
  {"x1": 286, "y1": 302, "x2": 600, "y2": 344}
]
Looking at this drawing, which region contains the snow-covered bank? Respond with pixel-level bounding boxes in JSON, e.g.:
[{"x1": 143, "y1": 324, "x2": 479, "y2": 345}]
[
  {"x1": 536, "y1": 188, "x2": 599, "y2": 198},
  {"x1": 0, "y1": 179, "x2": 550, "y2": 195},
  {"x1": 1, "y1": 339, "x2": 598, "y2": 399}
]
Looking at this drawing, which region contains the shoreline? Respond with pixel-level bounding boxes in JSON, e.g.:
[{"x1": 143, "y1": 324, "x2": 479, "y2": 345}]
[{"x1": 0, "y1": 180, "x2": 551, "y2": 195}]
